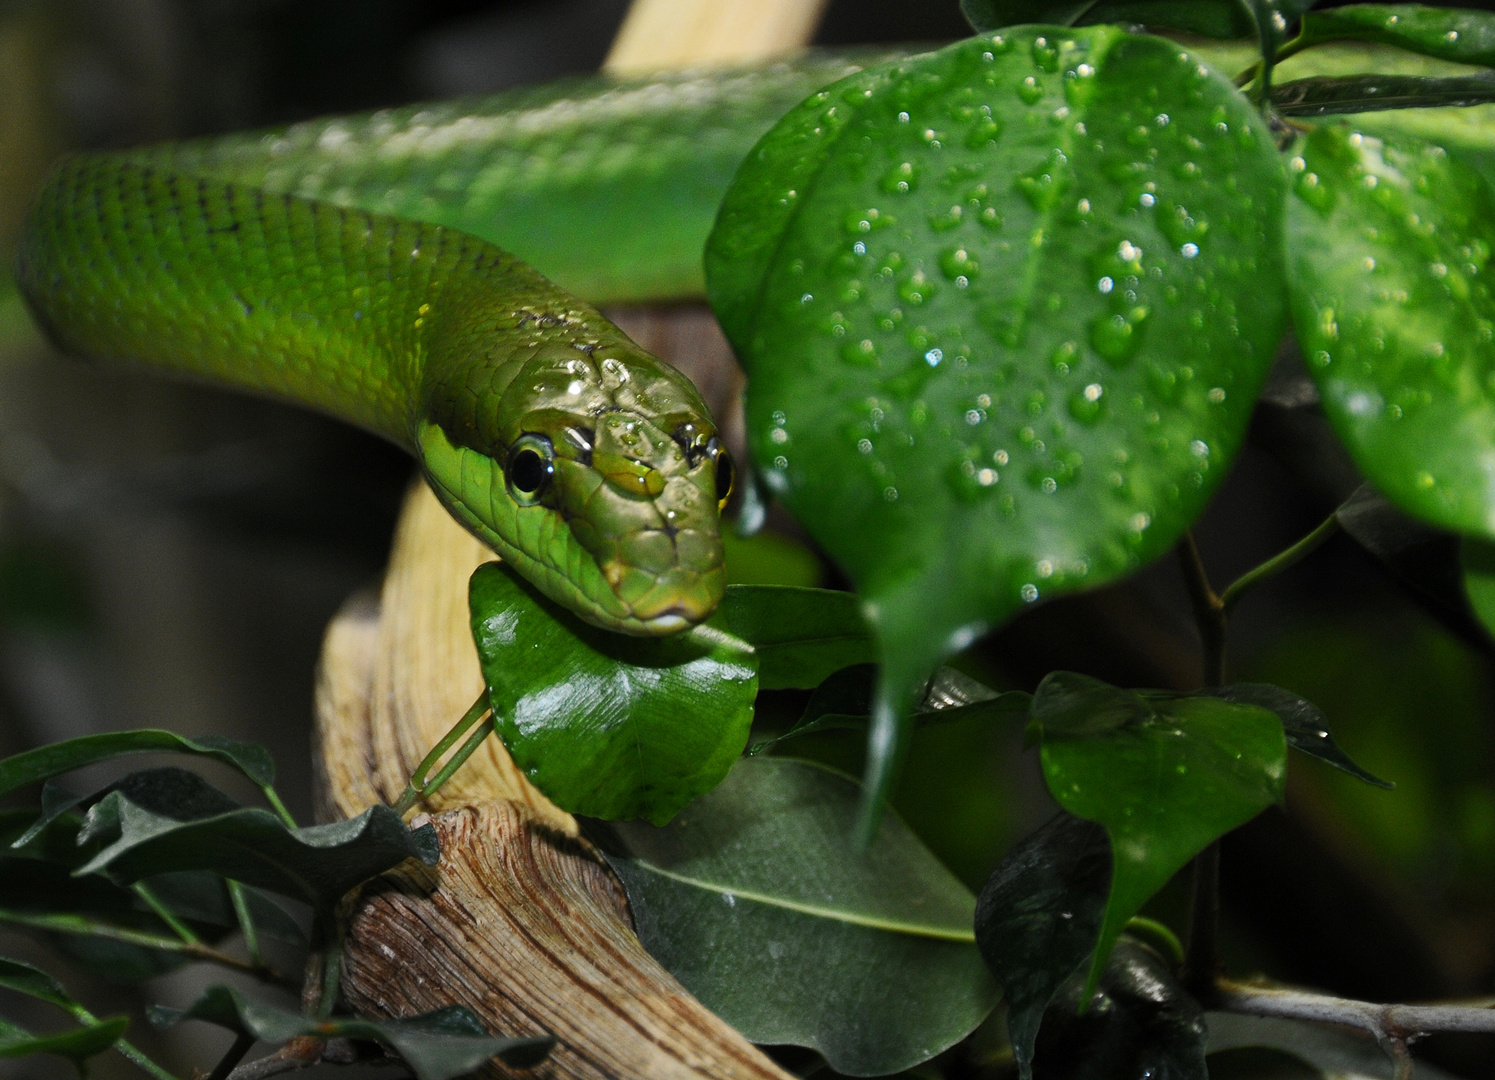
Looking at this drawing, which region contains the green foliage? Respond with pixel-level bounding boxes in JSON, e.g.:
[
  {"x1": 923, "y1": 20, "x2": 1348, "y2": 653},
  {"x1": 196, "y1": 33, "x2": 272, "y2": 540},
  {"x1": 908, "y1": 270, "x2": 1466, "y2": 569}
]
[
  {"x1": 959, "y1": 1, "x2": 1257, "y2": 37},
  {"x1": 153, "y1": 985, "x2": 553, "y2": 1080},
  {"x1": 707, "y1": 27, "x2": 1286, "y2": 829},
  {"x1": 0, "y1": 958, "x2": 129, "y2": 1072},
  {"x1": 0, "y1": 729, "x2": 276, "y2": 796},
  {"x1": 596, "y1": 757, "x2": 997, "y2": 1076},
  {"x1": 1295, "y1": 4, "x2": 1495, "y2": 67}
]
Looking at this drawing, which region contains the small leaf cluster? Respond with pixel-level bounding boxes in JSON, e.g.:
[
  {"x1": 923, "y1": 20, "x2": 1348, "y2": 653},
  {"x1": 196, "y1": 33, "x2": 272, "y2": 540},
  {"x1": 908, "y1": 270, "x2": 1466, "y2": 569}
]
[{"x1": 0, "y1": 733, "x2": 550, "y2": 1079}]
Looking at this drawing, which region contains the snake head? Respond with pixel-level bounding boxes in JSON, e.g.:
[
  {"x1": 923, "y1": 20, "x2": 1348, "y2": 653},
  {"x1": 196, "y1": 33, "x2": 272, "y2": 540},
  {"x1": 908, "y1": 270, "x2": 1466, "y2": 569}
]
[{"x1": 417, "y1": 330, "x2": 730, "y2": 636}]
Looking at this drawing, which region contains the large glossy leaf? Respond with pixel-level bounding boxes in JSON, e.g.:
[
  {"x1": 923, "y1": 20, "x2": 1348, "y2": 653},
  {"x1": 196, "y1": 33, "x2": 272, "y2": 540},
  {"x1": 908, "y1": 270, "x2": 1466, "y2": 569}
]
[
  {"x1": 1201, "y1": 683, "x2": 1392, "y2": 787},
  {"x1": 1286, "y1": 123, "x2": 1495, "y2": 539},
  {"x1": 1034, "y1": 938, "x2": 1207, "y2": 1080},
  {"x1": 1295, "y1": 5, "x2": 1495, "y2": 68},
  {"x1": 0, "y1": 957, "x2": 130, "y2": 1068},
  {"x1": 1030, "y1": 673, "x2": 1286, "y2": 991},
  {"x1": 594, "y1": 757, "x2": 997, "y2": 1076},
  {"x1": 716, "y1": 585, "x2": 875, "y2": 689},
  {"x1": 0, "y1": 729, "x2": 274, "y2": 797},
  {"x1": 706, "y1": 28, "x2": 1286, "y2": 827},
  {"x1": 151, "y1": 984, "x2": 552, "y2": 1080},
  {"x1": 468, "y1": 562, "x2": 756, "y2": 824},
  {"x1": 75, "y1": 788, "x2": 438, "y2": 909},
  {"x1": 974, "y1": 812, "x2": 1111, "y2": 1080}
]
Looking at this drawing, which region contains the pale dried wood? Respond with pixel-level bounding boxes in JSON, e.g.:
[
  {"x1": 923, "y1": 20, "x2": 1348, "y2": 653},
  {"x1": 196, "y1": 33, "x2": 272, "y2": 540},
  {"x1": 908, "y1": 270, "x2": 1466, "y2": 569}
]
[{"x1": 603, "y1": 0, "x2": 830, "y2": 74}]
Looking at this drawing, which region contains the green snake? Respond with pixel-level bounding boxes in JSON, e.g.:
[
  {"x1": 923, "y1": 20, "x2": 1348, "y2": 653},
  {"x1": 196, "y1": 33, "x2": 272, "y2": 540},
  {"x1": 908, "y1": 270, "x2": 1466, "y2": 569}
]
[{"x1": 15, "y1": 54, "x2": 871, "y2": 635}]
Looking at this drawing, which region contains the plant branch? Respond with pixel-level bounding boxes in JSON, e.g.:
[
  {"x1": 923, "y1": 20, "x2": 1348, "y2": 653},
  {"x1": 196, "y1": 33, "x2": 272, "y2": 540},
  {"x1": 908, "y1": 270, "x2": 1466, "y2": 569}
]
[
  {"x1": 57, "y1": 992, "x2": 179, "y2": 1080},
  {"x1": 132, "y1": 881, "x2": 200, "y2": 945},
  {"x1": 1183, "y1": 842, "x2": 1221, "y2": 996},
  {"x1": 1219, "y1": 513, "x2": 1339, "y2": 614},
  {"x1": 1175, "y1": 531, "x2": 1226, "y2": 687},
  {"x1": 228, "y1": 880, "x2": 262, "y2": 966},
  {"x1": 0, "y1": 908, "x2": 294, "y2": 989}
]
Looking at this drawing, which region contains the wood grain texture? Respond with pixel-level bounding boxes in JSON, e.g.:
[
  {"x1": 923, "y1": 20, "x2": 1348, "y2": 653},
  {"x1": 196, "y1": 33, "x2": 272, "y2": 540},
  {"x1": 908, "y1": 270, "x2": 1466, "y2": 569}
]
[{"x1": 603, "y1": 0, "x2": 830, "y2": 74}]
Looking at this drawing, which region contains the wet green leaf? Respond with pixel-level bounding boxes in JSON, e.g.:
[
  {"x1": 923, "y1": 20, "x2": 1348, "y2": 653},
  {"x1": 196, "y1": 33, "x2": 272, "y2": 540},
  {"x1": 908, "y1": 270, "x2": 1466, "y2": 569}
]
[
  {"x1": 961, "y1": 1, "x2": 1256, "y2": 38},
  {"x1": 469, "y1": 562, "x2": 757, "y2": 825},
  {"x1": 706, "y1": 28, "x2": 1286, "y2": 829},
  {"x1": 1202, "y1": 683, "x2": 1393, "y2": 787},
  {"x1": 0, "y1": 957, "x2": 129, "y2": 1068},
  {"x1": 151, "y1": 984, "x2": 552, "y2": 1080},
  {"x1": 594, "y1": 757, "x2": 997, "y2": 1076},
  {"x1": 0, "y1": 729, "x2": 275, "y2": 797},
  {"x1": 717, "y1": 584, "x2": 874, "y2": 689},
  {"x1": 974, "y1": 812, "x2": 1111, "y2": 1080},
  {"x1": 1286, "y1": 124, "x2": 1495, "y2": 539},
  {"x1": 1034, "y1": 938, "x2": 1207, "y2": 1080},
  {"x1": 1274, "y1": 72, "x2": 1495, "y2": 115},
  {"x1": 1031, "y1": 673, "x2": 1286, "y2": 992},
  {"x1": 1296, "y1": 5, "x2": 1495, "y2": 68},
  {"x1": 75, "y1": 787, "x2": 437, "y2": 909}
]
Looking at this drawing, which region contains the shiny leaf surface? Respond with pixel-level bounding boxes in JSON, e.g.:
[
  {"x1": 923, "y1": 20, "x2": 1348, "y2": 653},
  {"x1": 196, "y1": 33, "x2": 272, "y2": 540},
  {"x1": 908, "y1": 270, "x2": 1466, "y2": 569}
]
[
  {"x1": 717, "y1": 584, "x2": 875, "y2": 689},
  {"x1": 1286, "y1": 124, "x2": 1495, "y2": 539},
  {"x1": 1296, "y1": 5, "x2": 1495, "y2": 68},
  {"x1": 151, "y1": 984, "x2": 552, "y2": 1080},
  {"x1": 1202, "y1": 683, "x2": 1392, "y2": 787},
  {"x1": 1031, "y1": 673, "x2": 1286, "y2": 991},
  {"x1": 1274, "y1": 72, "x2": 1495, "y2": 115},
  {"x1": 595, "y1": 757, "x2": 997, "y2": 1076},
  {"x1": 707, "y1": 28, "x2": 1286, "y2": 827},
  {"x1": 469, "y1": 562, "x2": 757, "y2": 824}
]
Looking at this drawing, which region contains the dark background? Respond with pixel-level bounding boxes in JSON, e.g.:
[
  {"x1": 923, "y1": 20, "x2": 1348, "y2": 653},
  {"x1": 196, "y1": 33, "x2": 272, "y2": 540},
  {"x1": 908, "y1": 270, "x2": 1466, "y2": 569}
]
[{"x1": 1, "y1": 1, "x2": 1495, "y2": 1076}]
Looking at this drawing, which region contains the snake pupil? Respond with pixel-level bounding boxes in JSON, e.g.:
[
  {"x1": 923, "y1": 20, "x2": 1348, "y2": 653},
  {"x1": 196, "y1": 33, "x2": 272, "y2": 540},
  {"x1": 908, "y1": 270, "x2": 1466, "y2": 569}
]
[
  {"x1": 509, "y1": 448, "x2": 548, "y2": 493},
  {"x1": 714, "y1": 449, "x2": 735, "y2": 508}
]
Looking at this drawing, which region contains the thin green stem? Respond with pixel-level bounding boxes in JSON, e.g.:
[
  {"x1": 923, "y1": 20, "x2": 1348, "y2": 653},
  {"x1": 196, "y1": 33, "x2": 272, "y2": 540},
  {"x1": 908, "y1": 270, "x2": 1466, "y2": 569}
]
[
  {"x1": 1183, "y1": 841, "x2": 1222, "y2": 1000},
  {"x1": 58, "y1": 997, "x2": 179, "y2": 1080},
  {"x1": 1220, "y1": 513, "x2": 1339, "y2": 614},
  {"x1": 310, "y1": 910, "x2": 344, "y2": 1019},
  {"x1": 1175, "y1": 532, "x2": 1226, "y2": 688},
  {"x1": 391, "y1": 691, "x2": 492, "y2": 816},
  {"x1": 0, "y1": 908, "x2": 294, "y2": 989},
  {"x1": 1124, "y1": 916, "x2": 1185, "y2": 968},
  {"x1": 1274, "y1": 33, "x2": 1310, "y2": 66},
  {"x1": 420, "y1": 717, "x2": 495, "y2": 799},
  {"x1": 227, "y1": 880, "x2": 262, "y2": 967},
  {"x1": 260, "y1": 785, "x2": 298, "y2": 830},
  {"x1": 132, "y1": 882, "x2": 200, "y2": 945}
]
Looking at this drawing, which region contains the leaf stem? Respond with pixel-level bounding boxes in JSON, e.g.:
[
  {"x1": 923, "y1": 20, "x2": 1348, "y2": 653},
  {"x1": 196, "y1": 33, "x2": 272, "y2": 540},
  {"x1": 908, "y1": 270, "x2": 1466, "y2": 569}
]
[
  {"x1": 208, "y1": 1032, "x2": 257, "y2": 1080},
  {"x1": 0, "y1": 908, "x2": 295, "y2": 989},
  {"x1": 391, "y1": 691, "x2": 493, "y2": 816},
  {"x1": 309, "y1": 909, "x2": 344, "y2": 1019},
  {"x1": 55, "y1": 995, "x2": 179, "y2": 1080},
  {"x1": 260, "y1": 786, "x2": 298, "y2": 830},
  {"x1": 1175, "y1": 531, "x2": 1226, "y2": 688},
  {"x1": 1183, "y1": 841, "x2": 1222, "y2": 997},
  {"x1": 1219, "y1": 513, "x2": 1339, "y2": 614},
  {"x1": 227, "y1": 880, "x2": 262, "y2": 967},
  {"x1": 132, "y1": 881, "x2": 200, "y2": 945}
]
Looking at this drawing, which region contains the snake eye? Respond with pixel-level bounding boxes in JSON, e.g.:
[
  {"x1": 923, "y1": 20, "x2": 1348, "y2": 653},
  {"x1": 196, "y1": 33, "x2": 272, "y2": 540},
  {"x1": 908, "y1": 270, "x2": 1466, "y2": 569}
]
[
  {"x1": 506, "y1": 434, "x2": 555, "y2": 505},
  {"x1": 709, "y1": 439, "x2": 734, "y2": 510}
]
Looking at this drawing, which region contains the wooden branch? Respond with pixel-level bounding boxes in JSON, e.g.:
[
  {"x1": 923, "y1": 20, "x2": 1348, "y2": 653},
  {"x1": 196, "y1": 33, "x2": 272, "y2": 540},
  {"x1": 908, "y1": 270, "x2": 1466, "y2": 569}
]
[{"x1": 604, "y1": 0, "x2": 831, "y2": 74}]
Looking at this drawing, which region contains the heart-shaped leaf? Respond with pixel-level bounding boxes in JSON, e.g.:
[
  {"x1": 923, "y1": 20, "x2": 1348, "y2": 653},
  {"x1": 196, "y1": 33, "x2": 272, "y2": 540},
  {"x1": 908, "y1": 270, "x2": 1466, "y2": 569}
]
[
  {"x1": 151, "y1": 985, "x2": 552, "y2": 1080},
  {"x1": 707, "y1": 28, "x2": 1286, "y2": 827},
  {"x1": 468, "y1": 562, "x2": 757, "y2": 824},
  {"x1": 1030, "y1": 673, "x2": 1286, "y2": 992},
  {"x1": 1286, "y1": 124, "x2": 1495, "y2": 539},
  {"x1": 716, "y1": 584, "x2": 875, "y2": 689},
  {"x1": 1295, "y1": 5, "x2": 1495, "y2": 68},
  {"x1": 594, "y1": 756, "x2": 997, "y2": 1076}
]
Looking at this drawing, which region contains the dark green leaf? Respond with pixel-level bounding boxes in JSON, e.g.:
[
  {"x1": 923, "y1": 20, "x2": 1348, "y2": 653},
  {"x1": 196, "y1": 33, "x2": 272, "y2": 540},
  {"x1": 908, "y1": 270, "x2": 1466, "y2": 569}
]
[
  {"x1": 1080, "y1": 3, "x2": 1258, "y2": 38},
  {"x1": 960, "y1": 1, "x2": 1099, "y2": 32},
  {"x1": 1287, "y1": 124, "x2": 1495, "y2": 539},
  {"x1": 469, "y1": 562, "x2": 756, "y2": 825},
  {"x1": 0, "y1": 729, "x2": 275, "y2": 797},
  {"x1": 1202, "y1": 683, "x2": 1393, "y2": 787},
  {"x1": 75, "y1": 792, "x2": 437, "y2": 908},
  {"x1": 750, "y1": 664, "x2": 1030, "y2": 754},
  {"x1": 717, "y1": 584, "x2": 875, "y2": 689},
  {"x1": 0, "y1": 955, "x2": 77, "y2": 1009},
  {"x1": 974, "y1": 812, "x2": 1111, "y2": 1080},
  {"x1": 151, "y1": 984, "x2": 552, "y2": 1080},
  {"x1": 594, "y1": 757, "x2": 997, "y2": 1076},
  {"x1": 1273, "y1": 72, "x2": 1495, "y2": 115},
  {"x1": 1032, "y1": 673, "x2": 1286, "y2": 991},
  {"x1": 0, "y1": 1016, "x2": 129, "y2": 1065},
  {"x1": 706, "y1": 28, "x2": 1286, "y2": 828},
  {"x1": 1034, "y1": 938, "x2": 1207, "y2": 1080},
  {"x1": 1296, "y1": 5, "x2": 1495, "y2": 68}
]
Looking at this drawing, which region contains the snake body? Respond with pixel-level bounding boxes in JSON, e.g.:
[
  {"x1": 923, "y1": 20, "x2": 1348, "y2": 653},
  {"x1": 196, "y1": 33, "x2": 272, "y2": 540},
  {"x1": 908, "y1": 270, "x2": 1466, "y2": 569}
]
[{"x1": 15, "y1": 54, "x2": 872, "y2": 633}]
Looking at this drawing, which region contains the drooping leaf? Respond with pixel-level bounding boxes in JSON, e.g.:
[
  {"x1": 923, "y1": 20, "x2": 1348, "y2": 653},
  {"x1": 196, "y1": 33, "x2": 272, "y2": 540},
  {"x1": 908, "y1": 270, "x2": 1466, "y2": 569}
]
[
  {"x1": 150, "y1": 984, "x2": 553, "y2": 1080},
  {"x1": 0, "y1": 729, "x2": 275, "y2": 797},
  {"x1": 750, "y1": 663, "x2": 1030, "y2": 754},
  {"x1": 706, "y1": 28, "x2": 1286, "y2": 830},
  {"x1": 0, "y1": 957, "x2": 130, "y2": 1068},
  {"x1": 1201, "y1": 682, "x2": 1393, "y2": 787},
  {"x1": 594, "y1": 757, "x2": 997, "y2": 1077},
  {"x1": 974, "y1": 812, "x2": 1111, "y2": 1080},
  {"x1": 468, "y1": 562, "x2": 757, "y2": 825},
  {"x1": 1274, "y1": 72, "x2": 1495, "y2": 115},
  {"x1": 1031, "y1": 673, "x2": 1286, "y2": 991},
  {"x1": 1295, "y1": 5, "x2": 1495, "y2": 68},
  {"x1": 1286, "y1": 124, "x2": 1495, "y2": 540},
  {"x1": 1033, "y1": 938, "x2": 1207, "y2": 1080},
  {"x1": 75, "y1": 789, "x2": 438, "y2": 909},
  {"x1": 716, "y1": 584, "x2": 874, "y2": 689}
]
